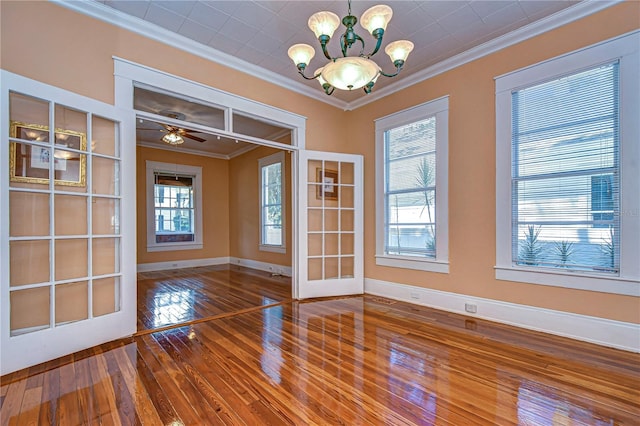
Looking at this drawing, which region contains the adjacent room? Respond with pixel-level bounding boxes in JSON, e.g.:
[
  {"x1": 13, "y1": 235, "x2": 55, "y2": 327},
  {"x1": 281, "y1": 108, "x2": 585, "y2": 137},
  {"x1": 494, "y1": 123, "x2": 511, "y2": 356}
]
[{"x1": 1, "y1": 1, "x2": 638, "y2": 424}]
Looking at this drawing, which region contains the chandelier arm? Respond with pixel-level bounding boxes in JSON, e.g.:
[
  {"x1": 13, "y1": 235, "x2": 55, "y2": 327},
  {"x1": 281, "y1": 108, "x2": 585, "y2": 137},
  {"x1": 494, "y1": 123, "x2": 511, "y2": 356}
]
[
  {"x1": 341, "y1": 32, "x2": 365, "y2": 57},
  {"x1": 379, "y1": 64, "x2": 403, "y2": 78},
  {"x1": 364, "y1": 31, "x2": 384, "y2": 58},
  {"x1": 297, "y1": 68, "x2": 323, "y2": 81}
]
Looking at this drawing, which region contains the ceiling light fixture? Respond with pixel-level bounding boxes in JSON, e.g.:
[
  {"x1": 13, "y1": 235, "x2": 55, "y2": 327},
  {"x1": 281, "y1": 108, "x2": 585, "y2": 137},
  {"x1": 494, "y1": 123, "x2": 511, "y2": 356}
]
[
  {"x1": 162, "y1": 132, "x2": 184, "y2": 145},
  {"x1": 288, "y1": 0, "x2": 413, "y2": 95}
]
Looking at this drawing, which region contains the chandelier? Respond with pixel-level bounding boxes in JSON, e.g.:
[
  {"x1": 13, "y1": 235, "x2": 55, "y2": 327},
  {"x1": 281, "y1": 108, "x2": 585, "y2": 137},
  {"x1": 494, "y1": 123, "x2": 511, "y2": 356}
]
[{"x1": 287, "y1": 0, "x2": 414, "y2": 95}]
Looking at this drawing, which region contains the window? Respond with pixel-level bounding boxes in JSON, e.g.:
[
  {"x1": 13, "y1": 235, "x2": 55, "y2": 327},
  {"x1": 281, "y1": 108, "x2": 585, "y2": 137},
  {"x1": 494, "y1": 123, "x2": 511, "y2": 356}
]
[
  {"x1": 146, "y1": 161, "x2": 203, "y2": 251},
  {"x1": 259, "y1": 152, "x2": 285, "y2": 253},
  {"x1": 375, "y1": 97, "x2": 449, "y2": 273},
  {"x1": 495, "y1": 33, "x2": 639, "y2": 295}
]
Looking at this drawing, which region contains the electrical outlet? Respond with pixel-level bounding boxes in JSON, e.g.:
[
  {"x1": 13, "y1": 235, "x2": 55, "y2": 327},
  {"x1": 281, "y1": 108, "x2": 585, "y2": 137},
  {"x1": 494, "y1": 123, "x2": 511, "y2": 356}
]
[
  {"x1": 465, "y1": 303, "x2": 477, "y2": 314},
  {"x1": 172, "y1": 263, "x2": 178, "y2": 267},
  {"x1": 410, "y1": 292, "x2": 420, "y2": 300}
]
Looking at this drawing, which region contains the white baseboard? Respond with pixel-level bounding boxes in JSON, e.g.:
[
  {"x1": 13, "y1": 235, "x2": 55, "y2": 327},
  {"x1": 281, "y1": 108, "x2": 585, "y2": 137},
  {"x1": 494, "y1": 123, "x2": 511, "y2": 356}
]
[
  {"x1": 230, "y1": 257, "x2": 292, "y2": 277},
  {"x1": 137, "y1": 257, "x2": 230, "y2": 272},
  {"x1": 365, "y1": 278, "x2": 640, "y2": 353}
]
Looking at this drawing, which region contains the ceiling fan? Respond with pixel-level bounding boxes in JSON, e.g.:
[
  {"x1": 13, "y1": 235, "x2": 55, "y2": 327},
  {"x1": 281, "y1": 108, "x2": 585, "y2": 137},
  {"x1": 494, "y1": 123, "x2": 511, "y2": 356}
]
[{"x1": 139, "y1": 110, "x2": 206, "y2": 145}]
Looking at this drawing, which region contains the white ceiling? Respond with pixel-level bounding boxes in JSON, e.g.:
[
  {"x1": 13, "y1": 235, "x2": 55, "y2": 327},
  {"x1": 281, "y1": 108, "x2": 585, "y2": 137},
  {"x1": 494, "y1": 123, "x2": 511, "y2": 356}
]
[{"x1": 91, "y1": 0, "x2": 582, "y2": 105}]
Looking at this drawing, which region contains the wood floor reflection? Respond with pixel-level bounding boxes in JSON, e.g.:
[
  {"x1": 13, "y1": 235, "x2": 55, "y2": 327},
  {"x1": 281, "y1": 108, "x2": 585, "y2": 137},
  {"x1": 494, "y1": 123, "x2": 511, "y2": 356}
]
[
  {"x1": 136, "y1": 265, "x2": 292, "y2": 332},
  {"x1": 2, "y1": 287, "x2": 639, "y2": 424}
]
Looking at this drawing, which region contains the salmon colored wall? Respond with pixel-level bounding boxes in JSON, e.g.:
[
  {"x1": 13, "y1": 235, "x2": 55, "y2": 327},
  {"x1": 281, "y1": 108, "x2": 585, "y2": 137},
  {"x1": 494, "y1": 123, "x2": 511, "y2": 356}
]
[
  {"x1": 229, "y1": 146, "x2": 292, "y2": 267},
  {"x1": 348, "y1": 2, "x2": 640, "y2": 324},
  {"x1": 0, "y1": 1, "x2": 349, "y2": 154},
  {"x1": 136, "y1": 147, "x2": 229, "y2": 264}
]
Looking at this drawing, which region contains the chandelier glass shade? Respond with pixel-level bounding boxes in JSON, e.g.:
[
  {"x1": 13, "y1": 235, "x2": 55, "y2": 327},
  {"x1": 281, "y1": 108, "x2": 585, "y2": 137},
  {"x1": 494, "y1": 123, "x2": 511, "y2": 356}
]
[
  {"x1": 162, "y1": 132, "x2": 184, "y2": 145},
  {"x1": 288, "y1": 0, "x2": 413, "y2": 95}
]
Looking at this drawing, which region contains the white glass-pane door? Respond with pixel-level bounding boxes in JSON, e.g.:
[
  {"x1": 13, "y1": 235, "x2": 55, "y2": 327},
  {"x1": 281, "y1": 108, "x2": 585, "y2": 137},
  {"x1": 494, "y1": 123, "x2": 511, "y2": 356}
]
[
  {"x1": 298, "y1": 150, "x2": 363, "y2": 299},
  {"x1": 1, "y1": 71, "x2": 135, "y2": 375}
]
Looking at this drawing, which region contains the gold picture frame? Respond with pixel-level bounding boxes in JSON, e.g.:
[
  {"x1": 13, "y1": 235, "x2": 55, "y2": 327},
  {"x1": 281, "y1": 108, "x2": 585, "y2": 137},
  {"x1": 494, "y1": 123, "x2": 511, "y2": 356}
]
[
  {"x1": 9, "y1": 121, "x2": 87, "y2": 187},
  {"x1": 316, "y1": 168, "x2": 338, "y2": 200}
]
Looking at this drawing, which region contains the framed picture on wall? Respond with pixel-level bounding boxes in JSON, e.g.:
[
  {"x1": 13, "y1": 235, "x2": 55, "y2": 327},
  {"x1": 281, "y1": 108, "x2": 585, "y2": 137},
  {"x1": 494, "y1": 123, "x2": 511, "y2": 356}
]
[
  {"x1": 316, "y1": 168, "x2": 338, "y2": 200},
  {"x1": 9, "y1": 121, "x2": 86, "y2": 187}
]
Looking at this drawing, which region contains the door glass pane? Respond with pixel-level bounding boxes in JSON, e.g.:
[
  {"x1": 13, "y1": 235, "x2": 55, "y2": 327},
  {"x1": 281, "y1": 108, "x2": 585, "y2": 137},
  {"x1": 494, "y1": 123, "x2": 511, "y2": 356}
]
[
  {"x1": 308, "y1": 184, "x2": 323, "y2": 208},
  {"x1": 54, "y1": 105, "x2": 87, "y2": 151},
  {"x1": 324, "y1": 257, "x2": 339, "y2": 279},
  {"x1": 92, "y1": 157, "x2": 120, "y2": 195},
  {"x1": 325, "y1": 233, "x2": 339, "y2": 256},
  {"x1": 340, "y1": 162, "x2": 354, "y2": 185},
  {"x1": 10, "y1": 92, "x2": 49, "y2": 129},
  {"x1": 308, "y1": 258, "x2": 322, "y2": 281},
  {"x1": 93, "y1": 238, "x2": 120, "y2": 276},
  {"x1": 10, "y1": 142, "x2": 51, "y2": 185},
  {"x1": 10, "y1": 286, "x2": 50, "y2": 335},
  {"x1": 93, "y1": 277, "x2": 119, "y2": 316},
  {"x1": 10, "y1": 240, "x2": 50, "y2": 286},
  {"x1": 308, "y1": 234, "x2": 322, "y2": 256},
  {"x1": 92, "y1": 116, "x2": 119, "y2": 156},
  {"x1": 55, "y1": 239, "x2": 88, "y2": 281},
  {"x1": 341, "y1": 257, "x2": 354, "y2": 278},
  {"x1": 340, "y1": 186, "x2": 354, "y2": 208},
  {"x1": 55, "y1": 281, "x2": 88, "y2": 325},
  {"x1": 308, "y1": 209, "x2": 322, "y2": 232},
  {"x1": 341, "y1": 233, "x2": 354, "y2": 255},
  {"x1": 55, "y1": 194, "x2": 87, "y2": 235},
  {"x1": 53, "y1": 151, "x2": 87, "y2": 193},
  {"x1": 93, "y1": 198, "x2": 120, "y2": 235},
  {"x1": 341, "y1": 210, "x2": 354, "y2": 232},
  {"x1": 10, "y1": 191, "x2": 49, "y2": 237},
  {"x1": 324, "y1": 209, "x2": 338, "y2": 232}
]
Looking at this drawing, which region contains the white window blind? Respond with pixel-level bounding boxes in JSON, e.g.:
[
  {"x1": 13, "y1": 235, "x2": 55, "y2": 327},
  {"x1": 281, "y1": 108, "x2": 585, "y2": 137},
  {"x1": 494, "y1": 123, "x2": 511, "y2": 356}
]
[
  {"x1": 385, "y1": 117, "x2": 437, "y2": 258},
  {"x1": 511, "y1": 62, "x2": 619, "y2": 273}
]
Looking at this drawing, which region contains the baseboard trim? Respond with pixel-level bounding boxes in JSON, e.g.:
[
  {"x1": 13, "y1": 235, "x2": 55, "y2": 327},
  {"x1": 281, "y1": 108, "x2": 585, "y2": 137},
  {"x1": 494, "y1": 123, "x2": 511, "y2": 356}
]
[
  {"x1": 229, "y1": 257, "x2": 292, "y2": 277},
  {"x1": 365, "y1": 278, "x2": 640, "y2": 353},
  {"x1": 137, "y1": 257, "x2": 230, "y2": 272}
]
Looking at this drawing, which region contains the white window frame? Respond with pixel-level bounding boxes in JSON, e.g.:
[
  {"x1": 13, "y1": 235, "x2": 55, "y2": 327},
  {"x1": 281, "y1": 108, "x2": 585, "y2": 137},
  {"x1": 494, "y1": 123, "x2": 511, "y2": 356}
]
[
  {"x1": 146, "y1": 160, "x2": 203, "y2": 252},
  {"x1": 375, "y1": 96, "x2": 449, "y2": 273},
  {"x1": 495, "y1": 31, "x2": 640, "y2": 296},
  {"x1": 259, "y1": 151, "x2": 286, "y2": 253}
]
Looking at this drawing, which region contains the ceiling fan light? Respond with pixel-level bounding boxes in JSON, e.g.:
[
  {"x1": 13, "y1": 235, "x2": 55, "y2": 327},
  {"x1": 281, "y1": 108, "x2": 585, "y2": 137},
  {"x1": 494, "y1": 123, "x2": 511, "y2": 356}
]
[
  {"x1": 360, "y1": 5, "x2": 393, "y2": 34},
  {"x1": 385, "y1": 40, "x2": 414, "y2": 63},
  {"x1": 288, "y1": 43, "x2": 315, "y2": 68},
  {"x1": 162, "y1": 132, "x2": 184, "y2": 145},
  {"x1": 321, "y1": 57, "x2": 381, "y2": 91},
  {"x1": 308, "y1": 11, "x2": 341, "y2": 39}
]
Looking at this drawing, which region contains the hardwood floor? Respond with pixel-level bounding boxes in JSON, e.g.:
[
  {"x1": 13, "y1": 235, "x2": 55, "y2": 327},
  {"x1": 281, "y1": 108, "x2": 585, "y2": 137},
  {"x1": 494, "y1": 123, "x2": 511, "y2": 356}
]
[
  {"x1": 136, "y1": 264, "x2": 292, "y2": 332},
  {"x1": 1, "y1": 269, "x2": 639, "y2": 425}
]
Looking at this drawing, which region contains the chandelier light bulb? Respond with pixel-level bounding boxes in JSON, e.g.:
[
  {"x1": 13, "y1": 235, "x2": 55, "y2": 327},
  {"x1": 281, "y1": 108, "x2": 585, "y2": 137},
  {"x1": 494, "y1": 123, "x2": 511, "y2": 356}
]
[
  {"x1": 288, "y1": 44, "x2": 316, "y2": 68},
  {"x1": 360, "y1": 5, "x2": 393, "y2": 34},
  {"x1": 308, "y1": 11, "x2": 341, "y2": 39},
  {"x1": 314, "y1": 67, "x2": 327, "y2": 86}
]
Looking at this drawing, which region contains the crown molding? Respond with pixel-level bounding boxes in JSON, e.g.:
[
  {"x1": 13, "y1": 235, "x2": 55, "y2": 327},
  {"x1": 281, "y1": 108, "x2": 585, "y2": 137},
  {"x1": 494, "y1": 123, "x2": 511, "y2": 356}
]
[
  {"x1": 50, "y1": 0, "x2": 348, "y2": 110},
  {"x1": 52, "y1": 0, "x2": 621, "y2": 112},
  {"x1": 137, "y1": 141, "x2": 230, "y2": 160},
  {"x1": 347, "y1": 0, "x2": 623, "y2": 110}
]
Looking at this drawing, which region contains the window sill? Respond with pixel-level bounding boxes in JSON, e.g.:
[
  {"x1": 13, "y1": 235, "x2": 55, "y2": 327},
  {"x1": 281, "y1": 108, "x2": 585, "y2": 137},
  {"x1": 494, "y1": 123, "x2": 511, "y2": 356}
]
[
  {"x1": 494, "y1": 266, "x2": 639, "y2": 296},
  {"x1": 147, "y1": 243, "x2": 203, "y2": 252},
  {"x1": 259, "y1": 244, "x2": 286, "y2": 254},
  {"x1": 376, "y1": 255, "x2": 449, "y2": 274}
]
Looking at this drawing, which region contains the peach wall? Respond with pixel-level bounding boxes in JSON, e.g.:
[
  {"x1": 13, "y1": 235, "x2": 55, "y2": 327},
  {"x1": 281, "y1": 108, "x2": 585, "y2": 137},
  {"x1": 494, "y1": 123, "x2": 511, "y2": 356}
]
[
  {"x1": 136, "y1": 147, "x2": 229, "y2": 264},
  {"x1": 229, "y1": 146, "x2": 292, "y2": 267},
  {"x1": 348, "y1": 2, "x2": 639, "y2": 323}
]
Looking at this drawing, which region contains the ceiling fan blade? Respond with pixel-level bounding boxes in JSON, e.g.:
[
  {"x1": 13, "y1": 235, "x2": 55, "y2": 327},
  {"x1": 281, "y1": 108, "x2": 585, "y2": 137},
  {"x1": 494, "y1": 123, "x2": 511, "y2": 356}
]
[{"x1": 183, "y1": 133, "x2": 206, "y2": 142}]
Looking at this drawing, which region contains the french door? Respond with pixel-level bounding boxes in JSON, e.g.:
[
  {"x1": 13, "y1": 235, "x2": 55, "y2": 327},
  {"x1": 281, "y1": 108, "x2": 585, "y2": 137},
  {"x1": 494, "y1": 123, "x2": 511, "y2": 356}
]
[
  {"x1": 0, "y1": 71, "x2": 136, "y2": 375},
  {"x1": 297, "y1": 150, "x2": 363, "y2": 299}
]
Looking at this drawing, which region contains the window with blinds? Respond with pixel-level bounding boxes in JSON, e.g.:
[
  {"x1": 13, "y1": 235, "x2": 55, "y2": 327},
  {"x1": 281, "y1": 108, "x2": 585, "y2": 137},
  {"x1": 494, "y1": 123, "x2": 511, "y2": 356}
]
[
  {"x1": 511, "y1": 62, "x2": 619, "y2": 273},
  {"x1": 259, "y1": 153, "x2": 284, "y2": 248},
  {"x1": 384, "y1": 117, "x2": 437, "y2": 258},
  {"x1": 154, "y1": 173, "x2": 195, "y2": 243}
]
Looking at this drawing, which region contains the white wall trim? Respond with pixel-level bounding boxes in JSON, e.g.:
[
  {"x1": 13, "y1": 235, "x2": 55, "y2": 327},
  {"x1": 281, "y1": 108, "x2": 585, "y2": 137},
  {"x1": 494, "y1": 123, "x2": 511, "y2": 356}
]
[
  {"x1": 230, "y1": 257, "x2": 292, "y2": 277},
  {"x1": 137, "y1": 257, "x2": 230, "y2": 272},
  {"x1": 365, "y1": 278, "x2": 640, "y2": 353}
]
